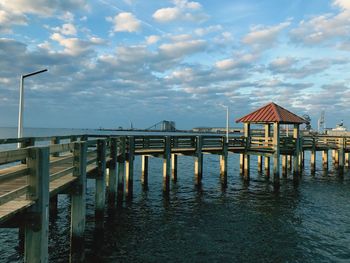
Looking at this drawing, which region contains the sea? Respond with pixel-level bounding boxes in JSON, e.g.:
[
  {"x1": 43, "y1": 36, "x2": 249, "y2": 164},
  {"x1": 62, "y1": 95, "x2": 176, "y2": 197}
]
[{"x1": 0, "y1": 127, "x2": 349, "y2": 262}]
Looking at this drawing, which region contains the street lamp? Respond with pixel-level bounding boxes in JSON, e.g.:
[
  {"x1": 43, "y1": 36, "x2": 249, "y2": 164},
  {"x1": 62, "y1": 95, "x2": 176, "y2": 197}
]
[{"x1": 17, "y1": 69, "x2": 48, "y2": 147}]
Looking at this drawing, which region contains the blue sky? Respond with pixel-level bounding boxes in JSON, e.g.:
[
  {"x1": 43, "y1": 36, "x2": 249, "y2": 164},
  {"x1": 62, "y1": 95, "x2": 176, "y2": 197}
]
[{"x1": 0, "y1": 0, "x2": 350, "y2": 130}]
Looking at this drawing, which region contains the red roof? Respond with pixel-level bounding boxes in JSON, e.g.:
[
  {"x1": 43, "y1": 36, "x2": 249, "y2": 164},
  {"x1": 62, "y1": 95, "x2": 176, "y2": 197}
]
[{"x1": 235, "y1": 102, "x2": 307, "y2": 124}]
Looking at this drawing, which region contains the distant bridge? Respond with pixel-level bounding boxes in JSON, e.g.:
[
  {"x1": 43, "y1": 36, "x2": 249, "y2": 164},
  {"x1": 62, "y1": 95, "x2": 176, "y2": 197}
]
[{"x1": 146, "y1": 120, "x2": 176, "y2": 132}]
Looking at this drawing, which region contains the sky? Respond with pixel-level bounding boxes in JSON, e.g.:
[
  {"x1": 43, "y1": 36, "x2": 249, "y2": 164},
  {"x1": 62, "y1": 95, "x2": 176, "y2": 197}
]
[{"x1": 0, "y1": 0, "x2": 350, "y2": 130}]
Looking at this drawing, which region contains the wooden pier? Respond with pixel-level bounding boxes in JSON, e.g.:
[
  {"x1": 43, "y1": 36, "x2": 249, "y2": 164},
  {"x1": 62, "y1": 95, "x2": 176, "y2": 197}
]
[{"x1": 1, "y1": 104, "x2": 349, "y2": 262}]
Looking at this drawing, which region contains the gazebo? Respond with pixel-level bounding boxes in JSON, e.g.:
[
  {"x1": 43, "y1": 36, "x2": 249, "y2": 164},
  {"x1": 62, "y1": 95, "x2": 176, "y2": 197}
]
[{"x1": 236, "y1": 102, "x2": 307, "y2": 185}]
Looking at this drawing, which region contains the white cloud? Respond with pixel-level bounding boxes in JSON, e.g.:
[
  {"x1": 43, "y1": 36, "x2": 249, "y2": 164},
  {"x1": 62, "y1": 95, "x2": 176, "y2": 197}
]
[
  {"x1": 242, "y1": 21, "x2": 291, "y2": 50},
  {"x1": 159, "y1": 39, "x2": 206, "y2": 58},
  {"x1": 215, "y1": 53, "x2": 257, "y2": 70},
  {"x1": 53, "y1": 23, "x2": 77, "y2": 36},
  {"x1": 333, "y1": 0, "x2": 350, "y2": 10},
  {"x1": 107, "y1": 12, "x2": 141, "y2": 33},
  {"x1": 146, "y1": 35, "x2": 160, "y2": 45},
  {"x1": 50, "y1": 33, "x2": 105, "y2": 55},
  {"x1": 153, "y1": 7, "x2": 181, "y2": 22},
  {"x1": 153, "y1": 0, "x2": 207, "y2": 23}
]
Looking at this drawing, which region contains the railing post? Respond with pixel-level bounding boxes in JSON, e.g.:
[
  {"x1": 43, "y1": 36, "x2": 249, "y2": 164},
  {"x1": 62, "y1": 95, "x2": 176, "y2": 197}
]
[
  {"x1": 125, "y1": 136, "x2": 134, "y2": 200},
  {"x1": 117, "y1": 137, "x2": 126, "y2": 205},
  {"x1": 96, "y1": 139, "x2": 106, "y2": 220},
  {"x1": 108, "y1": 138, "x2": 117, "y2": 207},
  {"x1": 51, "y1": 137, "x2": 60, "y2": 157},
  {"x1": 70, "y1": 141, "x2": 87, "y2": 262},
  {"x1": 25, "y1": 146, "x2": 50, "y2": 263},
  {"x1": 194, "y1": 136, "x2": 203, "y2": 186},
  {"x1": 163, "y1": 136, "x2": 171, "y2": 193},
  {"x1": 220, "y1": 137, "x2": 228, "y2": 187}
]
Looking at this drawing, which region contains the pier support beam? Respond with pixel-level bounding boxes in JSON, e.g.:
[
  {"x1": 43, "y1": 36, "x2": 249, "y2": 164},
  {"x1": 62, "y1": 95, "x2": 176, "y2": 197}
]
[
  {"x1": 107, "y1": 138, "x2": 117, "y2": 207},
  {"x1": 141, "y1": 155, "x2": 149, "y2": 189},
  {"x1": 264, "y1": 124, "x2": 271, "y2": 178},
  {"x1": 125, "y1": 136, "x2": 134, "y2": 200},
  {"x1": 163, "y1": 136, "x2": 171, "y2": 193},
  {"x1": 171, "y1": 154, "x2": 178, "y2": 182},
  {"x1": 194, "y1": 136, "x2": 203, "y2": 186},
  {"x1": 273, "y1": 123, "x2": 280, "y2": 187},
  {"x1": 282, "y1": 155, "x2": 287, "y2": 177},
  {"x1": 220, "y1": 138, "x2": 228, "y2": 187},
  {"x1": 338, "y1": 138, "x2": 345, "y2": 174},
  {"x1": 243, "y1": 123, "x2": 250, "y2": 180},
  {"x1": 70, "y1": 142, "x2": 87, "y2": 262},
  {"x1": 96, "y1": 139, "x2": 106, "y2": 220},
  {"x1": 345, "y1": 153, "x2": 350, "y2": 168},
  {"x1": 239, "y1": 154, "x2": 244, "y2": 175},
  {"x1": 293, "y1": 124, "x2": 301, "y2": 177},
  {"x1": 322, "y1": 150, "x2": 328, "y2": 170},
  {"x1": 310, "y1": 150, "x2": 316, "y2": 174},
  {"x1": 25, "y1": 147, "x2": 50, "y2": 263},
  {"x1": 117, "y1": 137, "x2": 126, "y2": 204},
  {"x1": 257, "y1": 156, "x2": 263, "y2": 173},
  {"x1": 288, "y1": 155, "x2": 292, "y2": 171}
]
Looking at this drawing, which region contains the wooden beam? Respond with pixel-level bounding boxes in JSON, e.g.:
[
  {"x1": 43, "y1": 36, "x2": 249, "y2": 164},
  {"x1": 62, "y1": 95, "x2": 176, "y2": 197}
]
[
  {"x1": 273, "y1": 123, "x2": 280, "y2": 186},
  {"x1": 117, "y1": 137, "x2": 126, "y2": 205},
  {"x1": 163, "y1": 136, "x2": 171, "y2": 193},
  {"x1": 95, "y1": 139, "x2": 106, "y2": 220},
  {"x1": 70, "y1": 141, "x2": 87, "y2": 262},
  {"x1": 141, "y1": 155, "x2": 149, "y2": 189},
  {"x1": 171, "y1": 154, "x2": 178, "y2": 182},
  {"x1": 257, "y1": 155, "x2": 262, "y2": 173},
  {"x1": 25, "y1": 146, "x2": 50, "y2": 263},
  {"x1": 194, "y1": 136, "x2": 203, "y2": 186},
  {"x1": 322, "y1": 150, "x2": 328, "y2": 170},
  {"x1": 125, "y1": 136, "x2": 134, "y2": 200},
  {"x1": 220, "y1": 138, "x2": 228, "y2": 187},
  {"x1": 107, "y1": 138, "x2": 117, "y2": 207}
]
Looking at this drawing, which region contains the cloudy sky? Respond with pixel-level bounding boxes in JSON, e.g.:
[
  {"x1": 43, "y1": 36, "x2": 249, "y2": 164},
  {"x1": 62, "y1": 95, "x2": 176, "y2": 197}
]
[{"x1": 0, "y1": 0, "x2": 350, "y2": 130}]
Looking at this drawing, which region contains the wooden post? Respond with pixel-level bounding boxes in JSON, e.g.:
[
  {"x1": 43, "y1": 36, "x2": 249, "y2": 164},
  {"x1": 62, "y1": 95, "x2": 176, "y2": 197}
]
[
  {"x1": 239, "y1": 154, "x2": 244, "y2": 175},
  {"x1": 244, "y1": 123, "x2": 250, "y2": 179},
  {"x1": 51, "y1": 137, "x2": 60, "y2": 157},
  {"x1": 96, "y1": 139, "x2": 106, "y2": 219},
  {"x1": 310, "y1": 138, "x2": 316, "y2": 174},
  {"x1": 163, "y1": 136, "x2": 171, "y2": 193},
  {"x1": 322, "y1": 150, "x2": 328, "y2": 170},
  {"x1": 288, "y1": 155, "x2": 292, "y2": 171},
  {"x1": 265, "y1": 124, "x2": 271, "y2": 177},
  {"x1": 273, "y1": 123, "x2": 280, "y2": 186},
  {"x1": 70, "y1": 141, "x2": 87, "y2": 262},
  {"x1": 117, "y1": 137, "x2": 126, "y2": 204},
  {"x1": 282, "y1": 155, "x2": 287, "y2": 177},
  {"x1": 25, "y1": 146, "x2": 50, "y2": 263},
  {"x1": 293, "y1": 124, "x2": 300, "y2": 176},
  {"x1": 125, "y1": 136, "x2": 134, "y2": 200},
  {"x1": 332, "y1": 149, "x2": 336, "y2": 166},
  {"x1": 257, "y1": 156, "x2": 262, "y2": 173},
  {"x1": 338, "y1": 137, "x2": 345, "y2": 173},
  {"x1": 108, "y1": 138, "x2": 117, "y2": 207},
  {"x1": 171, "y1": 154, "x2": 178, "y2": 182},
  {"x1": 141, "y1": 155, "x2": 149, "y2": 189},
  {"x1": 220, "y1": 137, "x2": 228, "y2": 186},
  {"x1": 345, "y1": 153, "x2": 350, "y2": 168},
  {"x1": 265, "y1": 156, "x2": 270, "y2": 177},
  {"x1": 194, "y1": 136, "x2": 203, "y2": 186}
]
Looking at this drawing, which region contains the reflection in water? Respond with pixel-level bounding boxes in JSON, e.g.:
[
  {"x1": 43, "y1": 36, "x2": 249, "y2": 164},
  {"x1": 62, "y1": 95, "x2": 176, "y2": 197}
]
[{"x1": 1, "y1": 129, "x2": 350, "y2": 262}]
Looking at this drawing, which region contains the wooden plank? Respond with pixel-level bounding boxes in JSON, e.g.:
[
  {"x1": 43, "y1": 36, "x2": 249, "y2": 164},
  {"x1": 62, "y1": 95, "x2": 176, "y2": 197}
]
[
  {"x1": 0, "y1": 165, "x2": 28, "y2": 182},
  {"x1": 0, "y1": 148, "x2": 28, "y2": 165},
  {"x1": 0, "y1": 185, "x2": 28, "y2": 205}
]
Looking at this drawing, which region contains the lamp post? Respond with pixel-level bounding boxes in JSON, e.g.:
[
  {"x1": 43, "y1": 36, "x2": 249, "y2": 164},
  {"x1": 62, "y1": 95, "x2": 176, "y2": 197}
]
[{"x1": 17, "y1": 69, "x2": 48, "y2": 147}]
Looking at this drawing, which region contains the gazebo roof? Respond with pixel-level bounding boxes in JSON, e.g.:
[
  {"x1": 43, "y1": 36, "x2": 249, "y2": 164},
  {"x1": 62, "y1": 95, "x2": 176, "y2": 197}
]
[{"x1": 235, "y1": 102, "x2": 307, "y2": 124}]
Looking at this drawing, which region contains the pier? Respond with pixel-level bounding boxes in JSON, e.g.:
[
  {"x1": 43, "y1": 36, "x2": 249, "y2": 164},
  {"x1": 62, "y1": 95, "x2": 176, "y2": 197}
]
[{"x1": 1, "y1": 103, "x2": 350, "y2": 262}]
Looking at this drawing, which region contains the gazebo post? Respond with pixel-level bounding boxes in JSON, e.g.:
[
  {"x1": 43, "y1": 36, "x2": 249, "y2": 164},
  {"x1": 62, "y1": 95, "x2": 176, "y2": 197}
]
[
  {"x1": 264, "y1": 124, "x2": 271, "y2": 177},
  {"x1": 293, "y1": 124, "x2": 301, "y2": 177},
  {"x1": 273, "y1": 122, "x2": 280, "y2": 186},
  {"x1": 244, "y1": 123, "x2": 250, "y2": 179}
]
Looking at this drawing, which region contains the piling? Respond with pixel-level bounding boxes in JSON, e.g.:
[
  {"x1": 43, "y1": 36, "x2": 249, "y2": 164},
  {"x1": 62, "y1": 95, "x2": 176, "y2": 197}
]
[
  {"x1": 322, "y1": 150, "x2": 328, "y2": 170},
  {"x1": 163, "y1": 136, "x2": 171, "y2": 193},
  {"x1": 125, "y1": 136, "x2": 134, "y2": 200},
  {"x1": 117, "y1": 137, "x2": 126, "y2": 204},
  {"x1": 220, "y1": 138, "x2": 228, "y2": 187},
  {"x1": 96, "y1": 139, "x2": 106, "y2": 220},
  {"x1": 70, "y1": 141, "x2": 87, "y2": 262},
  {"x1": 171, "y1": 154, "x2": 178, "y2": 182},
  {"x1": 141, "y1": 155, "x2": 149, "y2": 189},
  {"x1": 194, "y1": 136, "x2": 203, "y2": 186},
  {"x1": 273, "y1": 123, "x2": 280, "y2": 186},
  {"x1": 107, "y1": 138, "x2": 117, "y2": 206},
  {"x1": 25, "y1": 147, "x2": 50, "y2": 263},
  {"x1": 257, "y1": 156, "x2": 263, "y2": 173}
]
